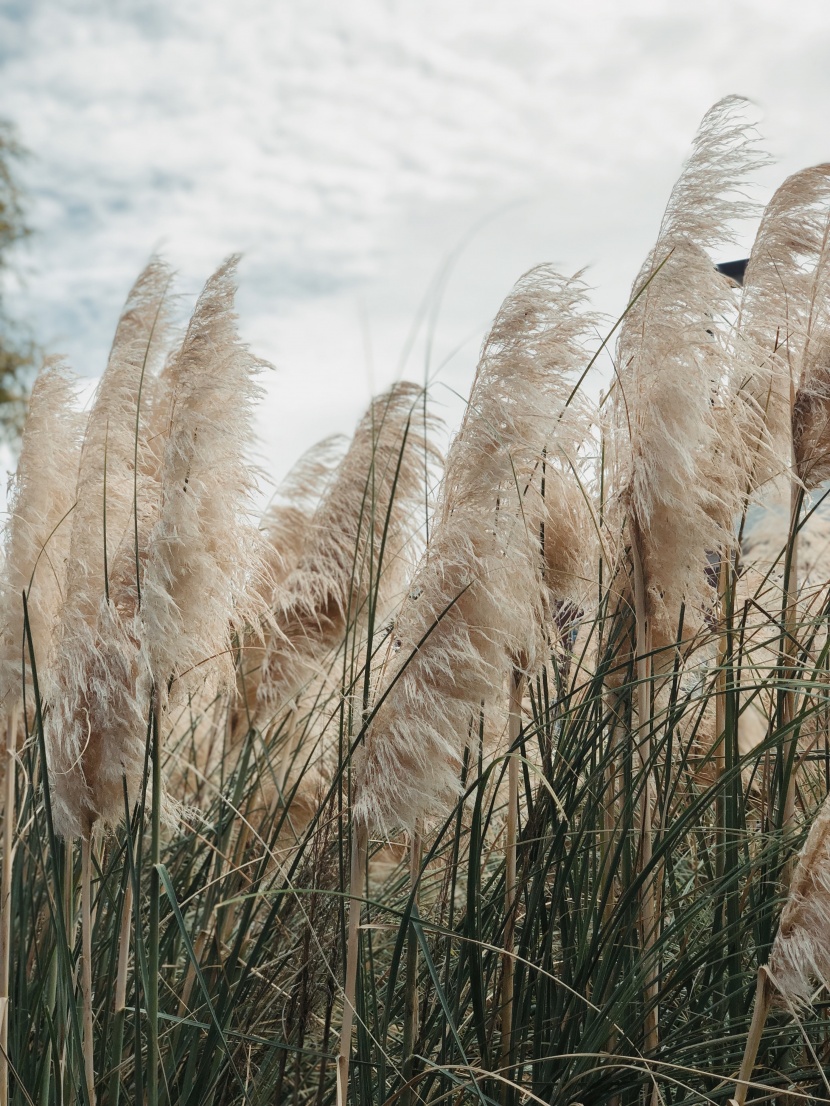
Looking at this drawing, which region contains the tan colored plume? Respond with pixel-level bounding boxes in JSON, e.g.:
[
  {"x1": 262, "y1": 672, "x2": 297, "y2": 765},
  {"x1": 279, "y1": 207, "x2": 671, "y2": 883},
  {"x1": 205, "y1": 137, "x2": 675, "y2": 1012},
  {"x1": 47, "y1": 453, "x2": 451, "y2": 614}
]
[
  {"x1": 354, "y1": 265, "x2": 598, "y2": 835},
  {"x1": 614, "y1": 96, "x2": 763, "y2": 639},
  {"x1": 141, "y1": 256, "x2": 266, "y2": 707},
  {"x1": 0, "y1": 359, "x2": 83, "y2": 718},
  {"x1": 767, "y1": 793, "x2": 830, "y2": 1006},
  {"x1": 261, "y1": 434, "x2": 347, "y2": 605},
  {"x1": 44, "y1": 258, "x2": 172, "y2": 837},
  {"x1": 738, "y1": 163, "x2": 830, "y2": 488},
  {"x1": 231, "y1": 434, "x2": 346, "y2": 736},
  {"x1": 257, "y1": 381, "x2": 439, "y2": 716}
]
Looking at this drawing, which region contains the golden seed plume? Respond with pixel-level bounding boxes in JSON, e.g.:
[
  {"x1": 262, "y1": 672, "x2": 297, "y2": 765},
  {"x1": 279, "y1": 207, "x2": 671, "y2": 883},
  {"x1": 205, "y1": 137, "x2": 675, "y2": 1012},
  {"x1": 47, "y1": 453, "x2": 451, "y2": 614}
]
[{"x1": 354, "y1": 266, "x2": 598, "y2": 835}]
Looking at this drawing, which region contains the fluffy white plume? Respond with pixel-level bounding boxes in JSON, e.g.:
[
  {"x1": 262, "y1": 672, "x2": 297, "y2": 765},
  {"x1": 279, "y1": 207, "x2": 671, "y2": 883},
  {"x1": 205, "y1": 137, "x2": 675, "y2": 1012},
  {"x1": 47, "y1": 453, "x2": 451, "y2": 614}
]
[
  {"x1": 738, "y1": 164, "x2": 830, "y2": 487},
  {"x1": 0, "y1": 359, "x2": 82, "y2": 716},
  {"x1": 614, "y1": 97, "x2": 762, "y2": 637},
  {"x1": 141, "y1": 256, "x2": 265, "y2": 705},
  {"x1": 261, "y1": 435, "x2": 347, "y2": 605},
  {"x1": 45, "y1": 259, "x2": 172, "y2": 837},
  {"x1": 354, "y1": 266, "x2": 597, "y2": 834},
  {"x1": 257, "y1": 382, "x2": 439, "y2": 714}
]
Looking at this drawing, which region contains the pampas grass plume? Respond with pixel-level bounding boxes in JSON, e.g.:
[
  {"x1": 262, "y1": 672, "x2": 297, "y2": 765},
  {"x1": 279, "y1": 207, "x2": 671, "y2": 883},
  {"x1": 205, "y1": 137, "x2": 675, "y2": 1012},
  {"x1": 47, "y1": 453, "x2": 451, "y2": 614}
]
[
  {"x1": 44, "y1": 259, "x2": 172, "y2": 836},
  {"x1": 257, "y1": 381, "x2": 439, "y2": 714},
  {"x1": 767, "y1": 794, "x2": 830, "y2": 1006},
  {"x1": 354, "y1": 265, "x2": 597, "y2": 834},
  {"x1": 141, "y1": 256, "x2": 266, "y2": 705},
  {"x1": 615, "y1": 97, "x2": 762, "y2": 637},
  {"x1": 261, "y1": 435, "x2": 347, "y2": 603},
  {"x1": 0, "y1": 359, "x2": 82, "y2": 717},
  {"x1": 739, "y1": 164, "x2": 830, "y2": 486}
]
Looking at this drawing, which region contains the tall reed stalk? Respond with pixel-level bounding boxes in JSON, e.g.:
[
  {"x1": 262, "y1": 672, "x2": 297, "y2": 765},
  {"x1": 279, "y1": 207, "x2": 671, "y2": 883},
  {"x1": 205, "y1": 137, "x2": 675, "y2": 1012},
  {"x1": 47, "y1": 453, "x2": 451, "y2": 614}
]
[
  {"x1": 336, "y1": 822, "x2": 367, "y2": 1106},
  {"x1": 0, "y1": 710, "x2": 15, "y2": 1106},
  {"x1": 498, "y1": 668, "x2": 524, "y2": 1094}
]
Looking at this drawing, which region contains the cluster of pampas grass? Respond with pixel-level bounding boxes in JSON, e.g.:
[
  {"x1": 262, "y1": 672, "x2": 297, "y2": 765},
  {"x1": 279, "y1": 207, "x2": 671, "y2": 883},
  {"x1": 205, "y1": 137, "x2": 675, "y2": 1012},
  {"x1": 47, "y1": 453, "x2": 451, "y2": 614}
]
[
  {"x1": 44, "y1": 259, "x2": 172, "y2": 838},
  {"x1": 42, "y1": 256, "x2": 264, "y2": 839},
  {"x1": 11, "y1": 93, "x2": 830, "y2": 1106}
]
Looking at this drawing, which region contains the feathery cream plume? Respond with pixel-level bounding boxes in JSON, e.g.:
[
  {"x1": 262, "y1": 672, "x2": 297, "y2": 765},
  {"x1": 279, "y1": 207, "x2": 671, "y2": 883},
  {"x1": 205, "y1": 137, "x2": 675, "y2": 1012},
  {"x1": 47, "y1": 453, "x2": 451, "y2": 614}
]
[
  {"x1": 738, "y1": 164, "x2": 830, "y2": 487},
  {"x1": 0, "y1": 359, "x2": 82, "y2": 715},
  {"x1": 614, "y1": 97, "x2": 763, "y2": 640},
  {"x1": 257, "y1": 382, "x2": 439, "y2": 715},
  {"x1": 767, "y1": 792, "x2": 830, "y2": 1005},
  {"x1": 141, "y1": 256, "x2": 265, "y2": 706},
  {"x1": 733, "y1": 791, "x2": 830, "y2": 1105},
  {"x1": 793, "y1": 341, "x2": 830, "y2": 490},
  {"x1": 786, "y1": 170, "x2": 830, "y2": 490},
  {"x1": 261, "y1": 435, "x2": 347, "y2": 602},
  {"x1": 354, "y1": 266, "x2": 597, "y2": 835},
  {"x1": 44, "y1": 259, "x2": 172, "y2": 838},
  {"x1": 231, "y1": 434, "x2": 346, "y2": 739}
]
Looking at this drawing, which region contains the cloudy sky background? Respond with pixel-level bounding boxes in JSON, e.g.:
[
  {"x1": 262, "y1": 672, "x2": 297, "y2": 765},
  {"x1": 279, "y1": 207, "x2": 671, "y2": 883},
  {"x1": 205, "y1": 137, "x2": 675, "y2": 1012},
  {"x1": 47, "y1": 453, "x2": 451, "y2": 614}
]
[{"x1": 1, "y1": 0, "x2": 830, "y2": 495}]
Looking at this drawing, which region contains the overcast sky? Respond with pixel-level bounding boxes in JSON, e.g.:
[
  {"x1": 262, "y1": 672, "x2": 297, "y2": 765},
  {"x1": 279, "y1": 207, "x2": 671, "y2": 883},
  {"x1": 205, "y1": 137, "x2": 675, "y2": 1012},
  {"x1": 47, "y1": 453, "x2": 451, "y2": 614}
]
[{"x1": 2, "y1": 0, "x2": 830, "y2": 494}]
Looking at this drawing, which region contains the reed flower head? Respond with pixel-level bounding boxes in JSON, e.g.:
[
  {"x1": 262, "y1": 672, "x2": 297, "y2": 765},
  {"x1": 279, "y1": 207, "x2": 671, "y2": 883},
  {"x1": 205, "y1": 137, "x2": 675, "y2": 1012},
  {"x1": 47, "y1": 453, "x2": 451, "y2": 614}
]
[
  {"x1": 257, "y1": 381, "x2": 439, "y2": 714},
  {"x1": 614, "y1": 97, "x2": 763, "y2": 638},
  {"x1": 0, "y1": 359, "x2": 82, "y2": 718},
  {"x1": 354, "y1": 266, "x2": 597, "y2": 834},
  {"x1": 231, "y1": 434, "x2": 346, "y2": 735},
  {"x1": 739, "y1": 164, "x2": 830, "y2": 488},
  {"x1": 141, "y1": 256, "x2": 266, "y2": 705},
  {"x1": 768, "y1": 794, "x2": 830, "y2": 1006},
  {"x1": 261, "y1": 435, "x2": 347, "y2": 604},
  {"x1": 45, "y1": 259, "x2": 172, "y2": 837}
]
